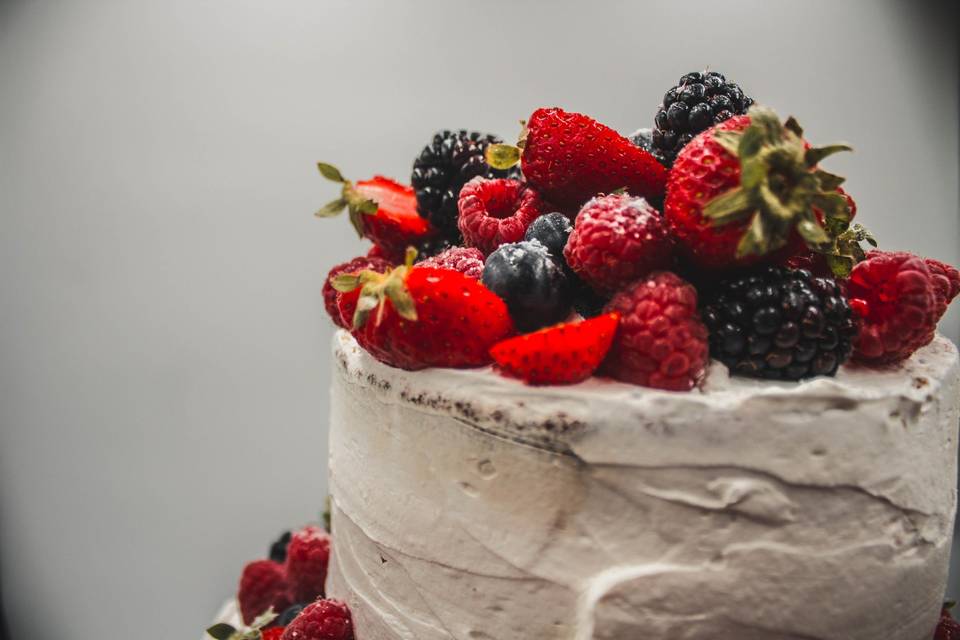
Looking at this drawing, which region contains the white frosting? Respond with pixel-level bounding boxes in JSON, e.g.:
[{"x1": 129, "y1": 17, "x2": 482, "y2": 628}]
[{"x1": 326, "y1": 330, "x2": 960, "y2": 640}]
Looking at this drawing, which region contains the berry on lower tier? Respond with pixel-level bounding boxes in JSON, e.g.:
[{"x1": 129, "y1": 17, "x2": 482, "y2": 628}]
[
  {"x1": 601, "y1": 272, "x2": 709, "y2": 391},
  {"x1": 238, "y1": 560, "x2": 291, "y2": 626},
  {"x1": 262, "y1": 628, "x2": 286, "y2": 640},
  {"x1": 846, "y1": 251, "x2": 955, "y2": 365},
  {"x1": 651, "y1": 70, "x2": 754, "y2": 166},
  {"x1": 482, "y1": 240, "x2": 571, "y2": 332},
  {"x1": 418, "y1": 246, "x2": 485, "y2": 279},
  {"x1": 457, "y1": 178, "x2": 546, "y2": 255},
  {"x1": 701, "y1": 267, "x2": 859, "y2": 380},
  {"x1": 280, "y1": 599, "x2": 354, "y2": 640},
  {"x1": 276, "y1": 603, "x2": 308, "y2": 627},
  {"x1": 268, "y1": 531, "x2": 292, "y2": 564},
  {"x1": 936, "y1": 604, "x2": 960, "y2": 640},
  {"x1": 564, "y1": 194, "x2": 674, "y2": 295},
  {"x1": 284, "y1": 525, "x2": 331, "y2": 604},
  {"x1": 490, "y1": 313, "x2": 619, "y2": 385},
  {"x1": 323, "y1": 256, "x2": 393, "y2": 328},
  {"x1": 411, "y1": 130, "x2": 520, "y2": 240}
]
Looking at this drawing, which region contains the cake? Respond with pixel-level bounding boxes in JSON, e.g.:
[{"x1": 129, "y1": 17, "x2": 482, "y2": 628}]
[{"x1": 208, "y1": 70, "x2": 960, "y2": 640}]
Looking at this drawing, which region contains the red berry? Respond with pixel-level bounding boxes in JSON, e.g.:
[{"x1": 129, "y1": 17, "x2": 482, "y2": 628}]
[
  {"x1": 418, "y1": 246, "x2": 485, "y2": 279},
  {"x1": 490, "y1": 313, "x2": 620, "y2": 385},
  {"x1": 936, "y1": 606, "x2": 960, "y2": 640},
  {"x1": 847, "y1": 251, "x2": 941, "y2": 365},
  {"x1": 337, "y1": 266, "x2": 514, "y2": 370},
  {"x1": 262, "y1": 628, "x2": 286, "y2": 640},
  {"x1": 238, "y1": 560, "x2": 291, "y2": 626},
  {"x1": 323, "y1": 257, "x2": 392, "y2": 328},
  {"x1": 280, "y1": 599, "x2": 354, "y2": 640},
  {"x1": 601, "y1": 272, "x2": 709, "y2": 391},
  {"x1": 925, "y1": 257, "x2": 960, "y2": 319},
  {"x1": 284, "y1": 526, "x2": 331, "y2": 604},
  {"x1": 563, "y1": 194, "x2": 674, "y2": 294},
  {"x1": 514, "y1": 107, "x2": 667, "y2": 212},
  {"x1": 457, "y1": 178, "x2": 545, "y2": 255}
]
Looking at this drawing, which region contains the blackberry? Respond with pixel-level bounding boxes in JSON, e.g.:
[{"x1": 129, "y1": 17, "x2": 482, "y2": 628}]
[
  {"x1": 627, "y1": 128, "x2": 656, "y2": 155},
  {"x1": 701, "y1": 267, "x2": 858, "y2": 381},
  {"x1": 411, "y1": 130, "x2": 520, "y2": 240},
  {"x1": 482, "y1": 240, "x2": 571, "y2": 332},
  {"x1": 276, "y1": 603, "x2": 307, "y2": 627},
  {"x1": 651, "y1": 70, "x2": 754, "y2": 166},
  {"x1": 268, "y1": 530, "x2": 291, "y2": 564},
  {"x1": 413, "y1": 235, "x2": 455, "y2": 261}
]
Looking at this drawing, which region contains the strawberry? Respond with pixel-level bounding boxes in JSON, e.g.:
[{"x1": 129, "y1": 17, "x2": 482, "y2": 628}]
[
  {"x1": 262, "y1": 628, "x2": 286, "y2": 640},
  {"x1": 664, "y1": 106, "x2": 856, "y2": 271},
  {"x1": 315, "y1": 163, "x2": 435, "y2": 257},
  {"x1": 333, "y1": 252, "x2": 514, "y2": 370},
  {"x1": 485, "y1": 107, "x2": 667, "y2": 212},
  {"x1": 490, "y1": 313, "x2": 620, "y2": 385}
]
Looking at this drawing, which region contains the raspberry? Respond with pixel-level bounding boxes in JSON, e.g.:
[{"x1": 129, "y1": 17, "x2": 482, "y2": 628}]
[
  {"x1": 847, "y1": 251, "x2": 940, "y2": 365},
  {"x1": 263, "y1": 628, "x2": 286, "y2": 640},
  {"x1": 457, "y1": 178, "x2": 546, "y2": 255},
  {"x1": 564, "y1": 194, "x2": 674, "y2": 294},
  {"x1": 926, "y1": 257, "x2": 960, "y2": 319},
  {"x1": 238, "y1": 560, "x2": 291, "y2": 626},
  {"x1": 936, "y1": 605, "x2": 960, "y2": 640},
  {"x1": 280, "y1": 599, "x2": 354, "y2": 640},
  {"x1": 601, "y1": 272, "x2": 708, "y2": 391},
  {"x1": 323, "y1": 257, "x2": 392, "y2": 328},
  {"x1": 418, "y1": 246, "x2": 485, "y2": 279},
  {"x1": 284, "y1": 526, "x2": 331, "y2": 604}
]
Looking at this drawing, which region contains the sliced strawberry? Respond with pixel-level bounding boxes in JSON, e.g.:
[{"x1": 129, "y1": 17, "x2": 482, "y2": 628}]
[{"x1": 490, "y1": 313, "x2": 620, "y2": 385}]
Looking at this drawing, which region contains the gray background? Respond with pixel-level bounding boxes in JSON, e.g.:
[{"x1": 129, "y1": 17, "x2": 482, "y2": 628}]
[{"x1": 0, "y1": 1, "x2": 957, "y2": 639}]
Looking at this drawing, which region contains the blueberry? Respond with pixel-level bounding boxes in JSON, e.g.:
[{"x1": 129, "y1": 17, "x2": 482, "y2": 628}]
[
  {"x1": 269, "y1": 531, "x2": 291, "y2": 564},
  {"x1": 523, "y1": 213, "x2": 573, "y2": 262},
  {"x1": 482, "y1": 240, "x2": 571, "y2": 332},
  {"x1": 276, "y1": 603, "x2": 306, "y2": 626}
]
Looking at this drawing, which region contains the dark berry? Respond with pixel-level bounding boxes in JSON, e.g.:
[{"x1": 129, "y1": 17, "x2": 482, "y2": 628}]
[
  {"x1": 628, "y1": 128, "x2": 657, "y2": 157},
  {"x1": 413, "y1": 235, "x2": 455, "y2": 261},
  {"x1": 700, "y1": 267, "x2": 858, "y2": 381},
  {"x1": 481, "y1": 240, "x2": 571, "y2": 332},
  {"x1": 268, "y1": 531, "x2": 291, "y2": 564},
  {"x1": 524, "y1": 212, "x2": 573, "y2": 260},
  {"x1": 410, "y1": 130, "x2": 520, "y2": 240},
  {"x1": 276, "y1": 603, "x2": 307, "y2": 627},
  {"x1": 651, "y1": 70, "x2": 754, "y2": 166}
]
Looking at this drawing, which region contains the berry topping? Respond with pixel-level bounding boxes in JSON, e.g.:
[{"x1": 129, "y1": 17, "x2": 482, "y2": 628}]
[
  {"x1": 490, "y1": 313, "x2": 620, "y2": 385},
  {"x1": 418, "y1": 246, "x2": 485, "y2": 279},
  {"x1": 280, "y1": 599, "x2": 354, "y2": 640},
  {"x1": 482, "y1": 240, "x2": 571, "y2": 332},
  {"x1": 652, "y1": 70, "x2": 754, "y2": 166},
  {"x1": 457, "y1": 178, "x2": 546, "y2": 255},
  {"x1": 628, "y1": 128, "x2": 658, "y2": 157},
  {"x1": 564, "y1": 194, "x2": 674, "y2": 294},
  {"x1": 323, "y1": 256, "x2": 393, "y2": 328},
  {"x1": 664, "y1": 107, "x2": 854, "y2": 270},
  {"x1": 523, "y1": 212, "x2": 573, "y2": 260},
  {"x1": 277, "y1": 604, "x2": 308, "y2": 628},
  {"x1": 262, "y1": 628, "x2": 286, "y2": 640},
  {"x1": 936, "y1": 604, "x2": 960, "y2": 640},
  {"x1": 284, "y1": 526, "x2": 331, "y2": 604},
  {"x1": 268, "y1": 531, "x2": 292, "y2": 564},
  {"x1": 926, "y1": 257, "x2": 960, "y2": 319},
  {"x1": 701, "y1": 267, "x2": 859, "y2": 380},
  {"x1": 846, "y1": 251, "x2": 949, "y2": 365},
  {"x1": 486, "y1": 107, "x2": 667, "y2": 212},
  {"x1": 601, "y1": 272, "x2": 708, "y2": 391},
  {"x1": 335, "y1": 257, "x2": 514, "y2": 370},
  {"x1": 411, "y1": 130, "x2": 520, "y2": 240},
  {"x1": 238, "y1": 560, "x2": 291, "y2": 626}
]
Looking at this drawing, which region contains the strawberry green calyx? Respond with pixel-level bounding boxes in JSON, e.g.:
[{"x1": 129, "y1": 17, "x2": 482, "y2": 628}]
[
  {"x1": 484, "y1": 120, "x2": 528, "y2": 170},
  {"x1": 820, "y1": 222, "x2": 878, "y2": 278},
  {"x1": 332, "y1": 247, "x2": 418, "y2": 328},
  {"x1": 314, "y1": 162, "x2": 379, "y2": 238},
  {"x1": 206, "y1": 608, "x2": 277, "y2": 640},
  {"x1": 702, "y1": 105, "x2": 853, "y2": 260}
]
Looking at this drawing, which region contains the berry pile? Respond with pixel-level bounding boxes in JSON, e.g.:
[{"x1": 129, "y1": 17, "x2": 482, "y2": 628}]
[{"x1": 314, "y1": 69, "x2": 957, "y2": 390}]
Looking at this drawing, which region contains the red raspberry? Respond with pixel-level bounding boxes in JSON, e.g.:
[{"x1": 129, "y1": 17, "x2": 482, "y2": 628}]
[
  {"x1": 457, "y1": 177, "x2": 545, "y2": 255},
  {"x1": 238, "y1": 560, "x2": 291, "y2": 626},
  {"x1": 263, "y1": 628, "x2": 286, "y2": 640},
  {"x1": 323, "y1": 257, "x2": 392, "y2": 328},
  {"x1": 846, "y1": 251, "x2": 940, "y2": 365},
  {"x1": 564, "y1": 194, "x2": 674, "y2": 295},
  {"x1": 936, "y1": 606, "x2": 960, "y2": 640},
  {"x1": 284, "y1": 526, "x2": 331, "y2": 603},
  {"x1": 280, "y1": 599, "x2": 354, "y2": 640},
  {"x1": 926, "y1": 257, "x2": 960, "y2": 319},
  {"x1": 601, "y1": 272, "x2": 708, "y2": 391},
  {"x1": 418, "y1": 246, "x2": 485, "y2": 279}
]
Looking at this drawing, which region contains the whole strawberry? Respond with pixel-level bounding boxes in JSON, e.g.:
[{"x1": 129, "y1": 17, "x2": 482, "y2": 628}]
[
  {"x1": 936, "y1": 604, "x2": 960, "y2": 640},
  {"x1": 334, "y1": 253, "x2": 514, "y2": 370},
  {"x1": 490, "y1": 313, "x2": 620, "y2": 385},
  {"x1": 486, "y1": 107, "x2": 667, "y2": 212},
  {"x1": 564, "y1": 194, "x2": 674, "y2": 294},
  {"x1": 238, "y1": 560, "x2": 291, "y2": 625},
  {"x1": 280, "y1": 599, "x2": 354, "y2": 640},
  {"x1": 664, "y1": 106, "x2": 854, "y2": 270},
  {"x1": 315, "y1": 163, "x2": 435, "y2": 258},
  {"x1": 323, "y1": 256, "x2": 393, "y2": 328},
  {"x1": 601, "y1": 272, "x2": 708, "y2": 391},
  {"x1": 457, "y1": 177, "x2": 546, "y2": 255},
  {"x1": 847, "y1": 251, "x2": 956, "y2": 364},
  {"x1": 284, "y1": 525, "x2": 331, "y2": 604}
]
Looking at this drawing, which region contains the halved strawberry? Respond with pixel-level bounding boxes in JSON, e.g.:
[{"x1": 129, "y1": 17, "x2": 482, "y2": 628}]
[
  {"x1": 490, "y1": 313, "x2": 620, "y2": 385},
  {"x1": 315, "y1": 162, "x2": 435, "y2": 258}
]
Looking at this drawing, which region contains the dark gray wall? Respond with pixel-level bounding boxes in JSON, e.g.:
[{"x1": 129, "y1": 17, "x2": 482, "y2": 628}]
[{"x1": 0, "y1": 1, "x2": 957, "y2": 639}]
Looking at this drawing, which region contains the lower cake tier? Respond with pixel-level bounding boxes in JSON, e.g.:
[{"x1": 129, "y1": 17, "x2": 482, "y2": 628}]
[{"x1": 327, "y1": 330, "x2": 960, "y2": 640}]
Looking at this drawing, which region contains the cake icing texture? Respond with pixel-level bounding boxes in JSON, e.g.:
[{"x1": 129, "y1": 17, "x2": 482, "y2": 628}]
[{"x1": 327, "y1": 330, "x2": 960, "y2": 640}]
